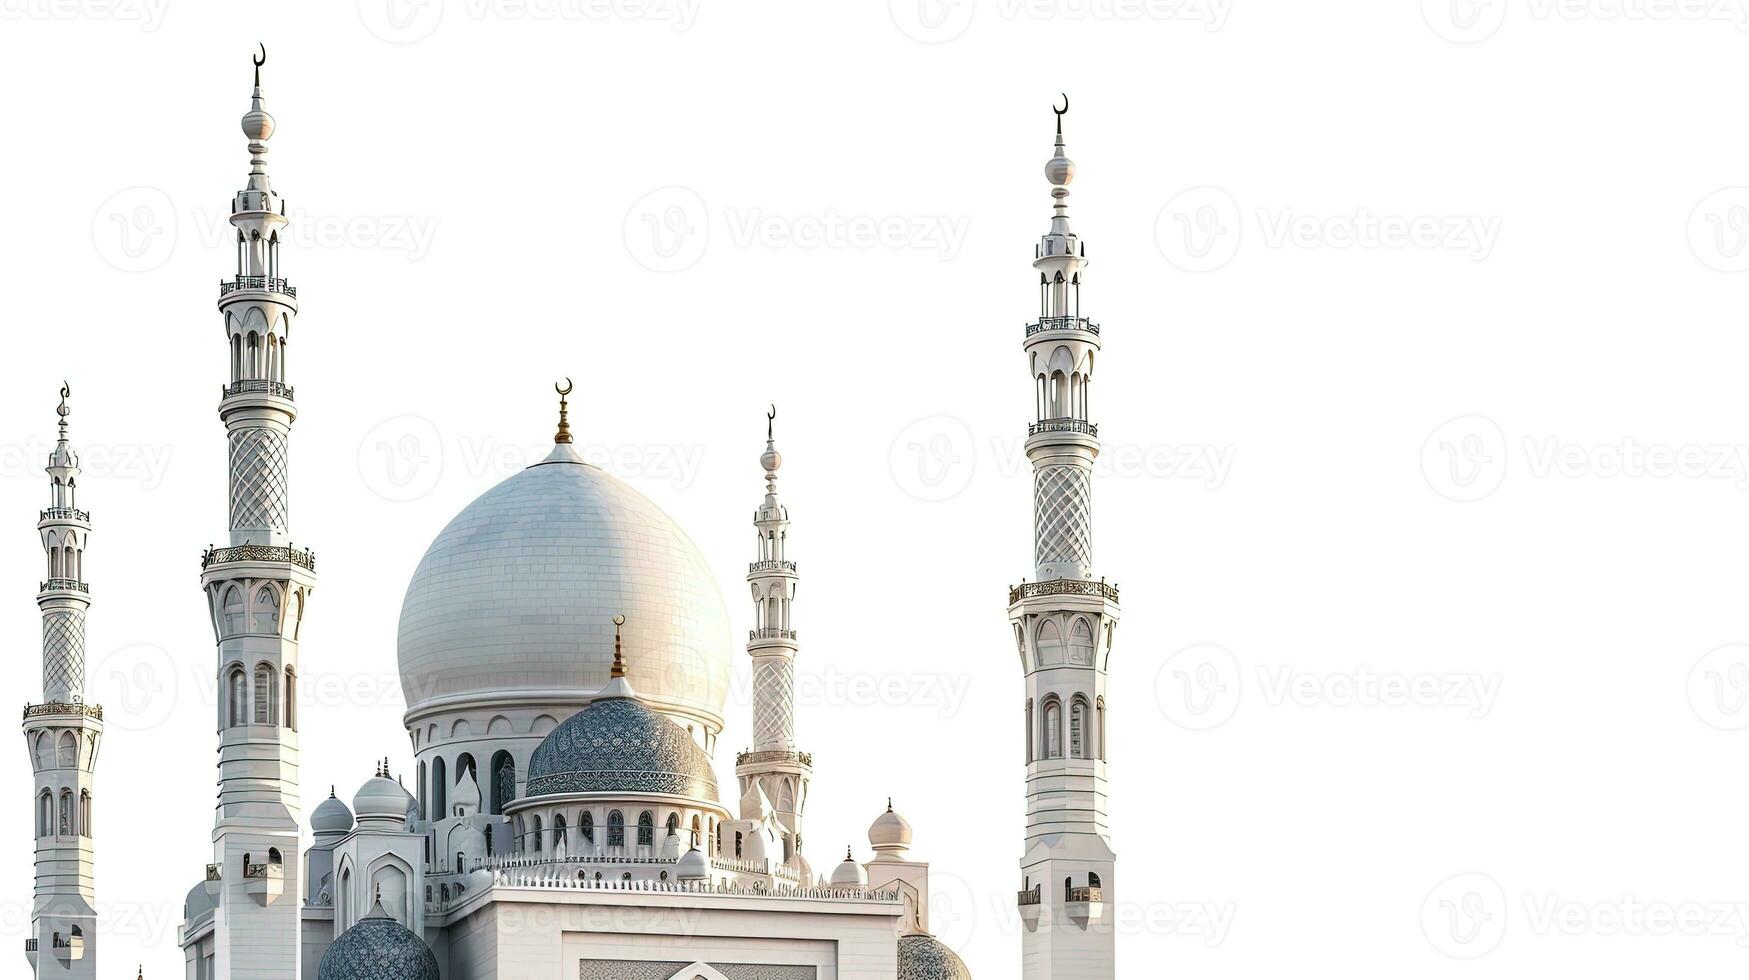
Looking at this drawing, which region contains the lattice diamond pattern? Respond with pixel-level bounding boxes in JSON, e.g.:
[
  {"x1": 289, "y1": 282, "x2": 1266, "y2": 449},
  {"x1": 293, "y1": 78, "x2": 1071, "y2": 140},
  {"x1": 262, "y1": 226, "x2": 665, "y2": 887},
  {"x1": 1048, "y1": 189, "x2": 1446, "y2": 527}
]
[
  {"x1": 753, "y1": 658, "x2": 796, "y2": 750},
  {"x1": 1034, "y1": 465, "x2": 1093, "y2": 567},
  {"x1": 41, "y1": 609, "x2": 85, "y2": 700},
  {"x1": 229, "y1": 426, "x2": 290, "y2": 532}
]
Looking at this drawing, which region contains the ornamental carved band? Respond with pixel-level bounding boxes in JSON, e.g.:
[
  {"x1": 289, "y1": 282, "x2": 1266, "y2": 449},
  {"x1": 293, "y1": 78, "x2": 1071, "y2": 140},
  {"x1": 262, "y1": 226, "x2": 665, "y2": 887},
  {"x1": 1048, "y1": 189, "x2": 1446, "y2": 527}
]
[
  {"x1": 578, "y1": 962, "x2": 815, "y2": 980},
  {"x1": 228, "y1": 426, "x2": 290, "y2": 533},
  {"x1": 41, "y1": 609, "x2": 86, "y2": 703},
  {"x1": 1033, "y1": 464, "x2": 1093, "y2": 568}
]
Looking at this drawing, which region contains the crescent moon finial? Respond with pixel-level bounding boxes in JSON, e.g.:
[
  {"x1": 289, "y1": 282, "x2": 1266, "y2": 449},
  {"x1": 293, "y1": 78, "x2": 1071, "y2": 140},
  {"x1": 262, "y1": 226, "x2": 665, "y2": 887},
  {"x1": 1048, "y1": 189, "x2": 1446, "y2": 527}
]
[
  {"x1": 767, "y1": 403, "x2": 776, "y2": 440},
  {"x1": 253, "y1": 43, "x2": 267, "y2": 87},
  {"x1": 556, "y1": 377, "x2": 573, "y2": 397},
  {"x1": 1054, "y1": 93, "x2": 1068, "y2": 137},
  {"x1": 553, "y1": 378, "x2": 575, "y2": 444}
]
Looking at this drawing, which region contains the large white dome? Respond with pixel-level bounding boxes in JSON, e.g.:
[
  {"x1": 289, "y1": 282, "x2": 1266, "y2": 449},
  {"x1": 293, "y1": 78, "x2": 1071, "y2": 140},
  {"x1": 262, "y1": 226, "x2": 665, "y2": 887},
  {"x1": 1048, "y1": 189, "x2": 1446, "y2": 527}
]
[{"x1": 396, "y1": 444, "x2": 731, "y2": 728}]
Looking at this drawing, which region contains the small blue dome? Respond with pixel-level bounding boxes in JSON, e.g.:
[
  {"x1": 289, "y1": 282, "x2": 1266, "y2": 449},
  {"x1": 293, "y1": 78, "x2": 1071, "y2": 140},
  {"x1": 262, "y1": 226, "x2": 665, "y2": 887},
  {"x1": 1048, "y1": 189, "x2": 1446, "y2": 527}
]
[
  {"x1": 526, "y1": 696, "x2": 717, "y2": 799},
  {"x1": 317, "y1": 906, "x2": 439, "y2": 980},
  {"x1": 898, "y1": 934, "x2": 973, "y2": 980}
]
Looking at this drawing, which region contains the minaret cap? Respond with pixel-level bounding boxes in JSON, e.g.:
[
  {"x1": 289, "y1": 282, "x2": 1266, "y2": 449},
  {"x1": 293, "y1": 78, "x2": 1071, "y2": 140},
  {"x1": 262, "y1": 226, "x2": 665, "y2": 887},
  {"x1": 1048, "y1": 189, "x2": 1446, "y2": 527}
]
[
  {"x1": 597, "y1": 614, "x2": 638, "y2": 700},
  {"x1": 760, "y1": 403, "x2": 782, "y2": 481},
  {"x1": 554, "y1": 378, "x2": 574, "y2": 445},
  {"x1": 1045, "y1": 94, "x2": 1075, "y2": 188},
  {"x1": 241, "y1": 44, "x2": 275, "y2": 142}
]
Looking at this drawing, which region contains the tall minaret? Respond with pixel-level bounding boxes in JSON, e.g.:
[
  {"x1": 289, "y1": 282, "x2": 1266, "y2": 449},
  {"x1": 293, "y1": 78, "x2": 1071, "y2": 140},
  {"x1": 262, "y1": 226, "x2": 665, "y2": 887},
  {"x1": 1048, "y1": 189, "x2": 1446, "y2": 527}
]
[
  {"x1": 735, "y1": 408, "x2": 812, "y2": 870},
  {"x1": 195, "y1": 47, "x2": 312, "y2": 980},
  {"x1": 24, "y1": 385, "x2": 101, "y2": 980},
  {"x1": 1010, "y1": 97, "x2": 1118, "y2": 980}
]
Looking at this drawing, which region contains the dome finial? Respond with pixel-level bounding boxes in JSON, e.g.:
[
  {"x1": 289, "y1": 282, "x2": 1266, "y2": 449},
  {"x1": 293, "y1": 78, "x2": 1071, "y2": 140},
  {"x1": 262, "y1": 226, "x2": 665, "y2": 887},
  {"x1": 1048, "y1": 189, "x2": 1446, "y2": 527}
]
[
  {"x1": 767, "y1": 402, "x2": 776, "y2": 440},
  {"x1": 611, "y1": 614, "x2": 627, "y2": 678},
  {"x1": 1054, "y1": 92, "x2": 1068, "y2": 135},
  {"x1": 253, "y1": 43, "x2": 267, "y2": 88},
  {"x1": 553, "y1": 378, "x2": 574, "y2": 445}
]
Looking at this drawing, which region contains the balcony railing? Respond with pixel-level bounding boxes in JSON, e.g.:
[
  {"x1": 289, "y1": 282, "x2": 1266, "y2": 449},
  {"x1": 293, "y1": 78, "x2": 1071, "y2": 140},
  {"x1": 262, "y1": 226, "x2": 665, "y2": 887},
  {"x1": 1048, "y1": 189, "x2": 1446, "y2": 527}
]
[
  {"x1": 749, "y1": 560, "x2": 797, "y2": 574},
  {"x1": 24, "y1": 939, "x2": 36, "y2": 951},
  {"x1": 38, "y1": 579, "x2": 87, "y2": 594},
  {"x1": 736, "y1": 749, "x2": 813, "y2": 768},
  {"x1": 219, "y1": 275, "x2": 297, "y2": 298},
  {"x1": 205, "y1": 864, "x2": 222, "y2": 882},
  {"x1": 1028, "y1": 418, "x2": 1098, "y2": 438},
  {"x1": 1009, "y1": 578, "x2": 1120, "y2": 605},
  {"x1": 1025, "y1": 316, "x2": 1101, "y2": 338},
  {"x1": 1067, "y1": 886, "x2": 1104, "y2": 904},
  {"x1": 202, "y1": 544, "x2": 316, "y2": 572},
  {"x1": 1018, "y1": 886, "x2": 1043, "y2": 906},
  {"x1": 39, "y1": 507, "x2": 89, "y2": 523},
  {"x1": 749, "y1": 628, "x2": 797, "y2": 641},
  {"x1": 244, "y1": 863, "x2": 284, "y2": 880},
  {"x1": 223, "y1": 379, "x2": 295, "y2": 400},
  {"x1": 22, "y1": 701, "x2": 102, "y2": 721}
]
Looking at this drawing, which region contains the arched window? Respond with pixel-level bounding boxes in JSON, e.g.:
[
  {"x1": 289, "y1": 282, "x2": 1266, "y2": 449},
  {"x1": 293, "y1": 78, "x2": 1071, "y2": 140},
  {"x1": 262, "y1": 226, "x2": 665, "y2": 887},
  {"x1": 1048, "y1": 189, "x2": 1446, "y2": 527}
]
[
  {"x1": 1025, "y1": 699, "x2": 1034, "y2": 763},
  {"x1": 490, "y1": 751, "x2": 515, "y2": 815},
  {"x1": 227, "y1": 667, "x2": 247, "y2": 727},
  {"x1": 607, "y1": 810, "x2": 624, "y2": 849},
  {"x1": 665, "y1": 813, "x2": 680, "y2": 841},
  {"x1": 531, "y1": 815, "x2": 543, "y2": 853},
  {"x1": 57, "y1": 731, "x2": 77, "y2": 769},
  {"x1": 34, "y1": 733, "x2": 49, "y2": 770},
  {"x1": 581, "y1": 811, "x2": 594, "y2": 844},
  {"x1": 222, "y1": 587, "x2": 244, "y2": 636},
  {"x1": 268, "y1": 848, "x2": 282, "y2": 866},
  {"x1": 1043, "y1": 697, "x2": 1063, "y2": 759},
  {"x1": 554, "y1": 813, "x2": 568, "y2": 849},
  {"x1": 38, "y1": 791, "x2": 52, "y2": 837},
  {"x1": 1089, "y1": 872, "x2": 1102, "y2": 888},
  {"x1": 1097, "y1": 696, "x2": 1107, "y2": 760},
  {"x1": 1037, "y1": 621, "x2": 1064, "y2": 666},
  {"x1": 637, "y1": 811, "x2": 654, "y2": 847},
  {"x1": 691, "y1": 814, "x2": 702, "y2": 848},
  {"x1": 417, "y1": 763, "x2": 428, "y2": 820},
  {"x1": 430, "y1": 757, "x2": 447, "y2": 822},
  {"x1": 58, "y1": 789, "x2": 72, "y2": 836},
  {"x1": 253, "y1": 663, "x2": 276, "y2": 725},
  {"x1": 1069, "y1": 619, "x2": 1095, "y2": 665},
  {"x1": 253, "y1": 586, "x2": 279, "y2": 634},
  {"x1": 284, "y1": 667, "x2": 297, "y2": 730},
  {"x1": 79, "y1": 791, "x2": 91, "y2": 837},
  {"x1": 1070, "y1": 697, "x2": 1087, "y2": 759},
  {"x1": 716, "y1": 822, "x2": 723, "y2": 855}
]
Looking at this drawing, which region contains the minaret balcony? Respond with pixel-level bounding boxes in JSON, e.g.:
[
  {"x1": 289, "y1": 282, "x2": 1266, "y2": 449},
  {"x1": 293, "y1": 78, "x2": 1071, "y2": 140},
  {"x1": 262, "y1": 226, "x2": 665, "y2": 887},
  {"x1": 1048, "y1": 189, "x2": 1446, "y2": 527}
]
[
  {"x1": 244, "y1": 861, "x2": 285, "y2": 905},
  {"x1": 749, "y1": 560, "x2": 797, "y2": 574},
  {"x1": 749, "y1": 627, "x2": 797, "y2": 641},
  {"x1": 201, "y1": 543, "x2": 316, "y2": 572},
  {"x1": 1017, "y1": 885, "x2": 1044, "y2": 926},
  {"x1": 218, "y1": 275, "x2": 297, "y2": 299},
  {"x1": 37, "y1": 578, "x2": 88, "y2": 595},
  {"x1": 1024, "y1": 316, "x2": 1101, "y2": 338},
  {"x1": 1028, "y1": 418, "x2": 1098, "y2": 438},
  {"x1": 23, "y1": 701, "x2": 103, "y2": 722},
  {"x1": 38, "y1": 507, "x2": 89, "y2": 525},
  {"x1": 1008, "y1": 578, "x2": 1119, "y2": 606},
  {"x1": 222, "y1": 379, "x2": 295, "y2": 401},
  {"x1": 736, "y1": 749, "x2": 813, "y2": 769},
  {"x1": 1065, "y1": 886, "x2": 1105, "y2": 923}
]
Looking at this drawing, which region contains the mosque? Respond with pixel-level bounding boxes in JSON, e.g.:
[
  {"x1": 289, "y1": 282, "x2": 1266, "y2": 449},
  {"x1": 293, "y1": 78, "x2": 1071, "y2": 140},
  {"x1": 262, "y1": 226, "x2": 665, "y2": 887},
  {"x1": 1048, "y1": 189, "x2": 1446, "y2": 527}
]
[{"x1": 23, "y1": 54, "x2": 1120, "y2": 980}]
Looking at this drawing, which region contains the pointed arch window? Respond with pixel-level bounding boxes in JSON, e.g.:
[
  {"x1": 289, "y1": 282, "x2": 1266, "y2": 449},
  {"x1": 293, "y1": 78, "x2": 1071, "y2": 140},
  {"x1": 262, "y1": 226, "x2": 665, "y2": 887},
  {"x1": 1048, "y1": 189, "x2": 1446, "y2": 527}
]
[
  {"x1": 581, "y1": 811, "x2": 595, "y2": 845},
  {"x1": 430, "y1": 756, "x2": 447, "y2": 820},
  {"x1": 554, "y1": 813, "x2": 567, "y2": 849},
  {"x1": 79, "y1": 790, "x2": 91, "y2": 837},
  {"x1": 1037, "y1": 621, "x2": 1064, "y2": 666},
  {"x1": 226, "y1": 667, "x2": 247, "y2": 727},
  {"x1": 490, "y1": 751, "x2": 515, "y2": 815},
  {"x1": 38, "y1": 790, "x2": 52, "y2": 837},
  {"x1": 253, "y1": 663, "x2": 276, "y2": 725},
  {"x1": 58, "y1": 789, "x2": 72, "y2": 836},
  {"x1": 607, "y1": 810, "x2": 625, "y2": 849},
  {"x1": 1070, "y1": 696, "x2": 1088, "y2": 759},
  {"x1": 1069, "y1": 618, "x2": 1095, "y2": 666},
  {"x1": 222, "y1": 587, "x2": 244, "y2": 636},
  {"x1": 253, "y1": 586, "x2": 279, "y2": 634},
  {"x1": 637, "y1": 810, "x2": 654, "y2": 847},
  {"x1": 531, "y1": 815, "x2": 543, "y2": 853},
  {"x1": 284, "y1": 667, "x2": 297, "y2": 730},
  {"x1": 1042, "y1": 696, "x2": 1063, "y2": 760}
]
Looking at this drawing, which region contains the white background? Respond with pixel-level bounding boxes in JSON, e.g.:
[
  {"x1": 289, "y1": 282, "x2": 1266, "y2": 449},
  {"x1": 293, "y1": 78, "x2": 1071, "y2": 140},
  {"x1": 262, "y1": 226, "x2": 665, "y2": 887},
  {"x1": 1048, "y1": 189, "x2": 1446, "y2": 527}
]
[{"x1": 2, "y1": 1, "x2": 1748, "y2": 977}]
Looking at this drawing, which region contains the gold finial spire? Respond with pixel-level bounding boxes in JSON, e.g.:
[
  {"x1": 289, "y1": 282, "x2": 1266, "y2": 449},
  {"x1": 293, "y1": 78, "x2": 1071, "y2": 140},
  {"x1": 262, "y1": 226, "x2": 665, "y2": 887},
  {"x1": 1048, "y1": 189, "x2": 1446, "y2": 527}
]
[
  {"x1": 554, "y1": 378, "x2": 574, "y2": 444},
  {"x1": 611, "y1": 614, "x2": 626, "y2": 678}
]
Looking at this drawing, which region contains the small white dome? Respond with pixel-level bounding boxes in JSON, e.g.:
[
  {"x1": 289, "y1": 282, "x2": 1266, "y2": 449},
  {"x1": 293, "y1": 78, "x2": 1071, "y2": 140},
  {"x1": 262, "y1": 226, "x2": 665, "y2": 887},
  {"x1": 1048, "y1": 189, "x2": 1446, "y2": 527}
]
[
  {"x1": 312, "y1": 789, "x2": 354, "y2": 834},
  {"x1": 829, "y1": 848, "x2": 867, "y2": 887},
  {"x1": 869, "y1": 800, "x2": 913, "y2": 855},
  {"x1": 677, "y1": 846, "x2": 710, "y2": 881},
  {"x1": 353, "y1": 776, "x2": 411, "y2": 824}
]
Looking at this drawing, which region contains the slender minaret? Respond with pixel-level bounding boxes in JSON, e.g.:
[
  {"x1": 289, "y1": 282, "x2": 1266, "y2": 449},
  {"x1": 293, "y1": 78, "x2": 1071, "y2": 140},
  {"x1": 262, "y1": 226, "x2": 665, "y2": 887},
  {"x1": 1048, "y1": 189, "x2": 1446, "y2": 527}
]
[
  {"x1": 1010, "y1": 97, "x2": 1118, "y2": 980},
  {"x1": 24, "y1": 385, "x2": 101, "y2": 980},
  {"x1": 735, "y1": 407, "x2": 812, "y2": 869},
  {"x1": 194, "y1": 47, "x2": 312, "y2": 980}
]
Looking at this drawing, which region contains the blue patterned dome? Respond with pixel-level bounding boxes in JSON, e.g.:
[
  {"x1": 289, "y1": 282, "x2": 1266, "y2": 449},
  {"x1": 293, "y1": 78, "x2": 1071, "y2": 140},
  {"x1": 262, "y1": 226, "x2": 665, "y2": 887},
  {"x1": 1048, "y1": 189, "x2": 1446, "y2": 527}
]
[
  {"x1": 317, "y1": 906, "x2": 439, "y2": 980},
  {"x1": 898, "y1": 934, "x2": 973, "y2": 980},
  {"x1": 526, "y1": 695, "x2": 718, "y2": 799}
]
